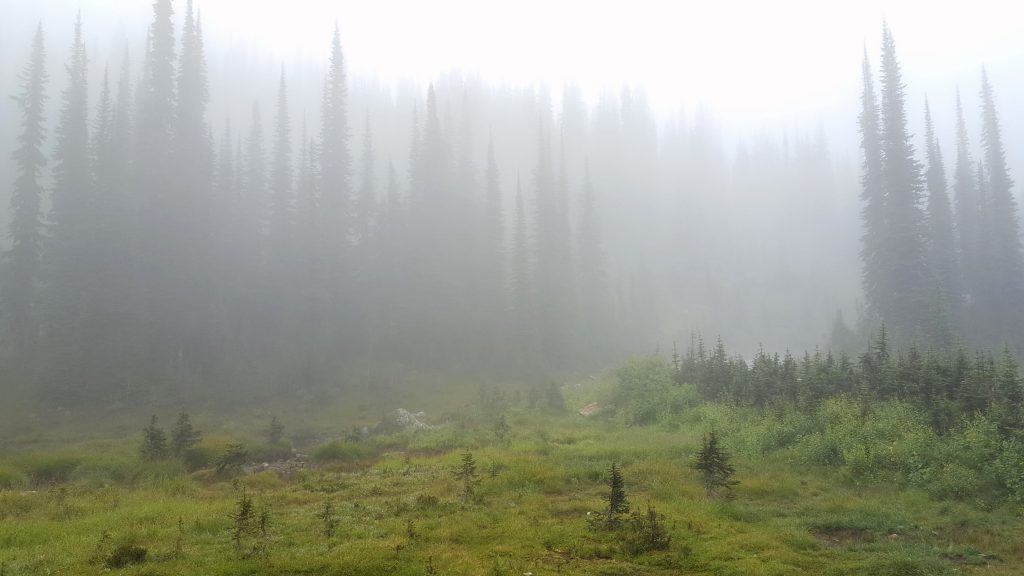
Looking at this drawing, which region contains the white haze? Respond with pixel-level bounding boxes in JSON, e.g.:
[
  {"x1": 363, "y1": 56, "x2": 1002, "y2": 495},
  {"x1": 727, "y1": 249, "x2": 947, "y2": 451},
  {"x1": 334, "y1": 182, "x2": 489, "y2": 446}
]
[{"x1": 6, "y1": 0, "x2": 1024, "y2": 135}]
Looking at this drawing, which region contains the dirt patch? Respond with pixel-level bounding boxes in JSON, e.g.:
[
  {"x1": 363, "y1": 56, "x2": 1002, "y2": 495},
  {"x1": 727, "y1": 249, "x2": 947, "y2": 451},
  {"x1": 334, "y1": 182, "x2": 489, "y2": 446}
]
[{"x1": 811, "y1": 527, "x2": 871, "y2": 545}]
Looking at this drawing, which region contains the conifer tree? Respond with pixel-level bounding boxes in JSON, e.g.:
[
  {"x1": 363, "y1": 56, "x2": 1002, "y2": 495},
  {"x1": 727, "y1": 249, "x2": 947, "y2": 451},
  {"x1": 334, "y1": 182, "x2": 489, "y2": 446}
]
[
  {"x1": 171, "y1": 412, "x2": 201, "y2": 456},
  {"x1": 995, "y1": 346, "x2": 1022, "y2": 429},
  {"x1": 294, "y1": 118, "x2": 320, "y2": 305},
  {"x1": 92, "y1": 67, "x2": 114, "y2": 206},
  {"x1": 602, "y1": 462, "x2": 629, "y2": 527},
  {"x1": 577, "y1": 162, "x2": 609, "y2": 358},
  {"x1": 482, "y1": 135, "x2": 505, "y2": 287},
  {"x1": 45, "y1": 13, "x2": 93, "y2": 399},
  {"x1": 953, "y1": 91, "x2": 985, "y2": 337},
  {"x1": 478, "y1": 135, "x2": 505, "y2": 354},
  {"x1": 172, "y1": 0, "x2": 215, "y2": 380},
  {"x1": 141, "y1": 415, "x2": 168, "y2": 460},
  {"x1": 511, "y1": 176, "x2": 535, "y2": 366},
  {"x1": 319, "y1": 23, "x2": 351, "y2": 260},
  {"x1": 87, "y1": 63, "x2": 136, "y2": 397},
  {"x1": 455, "y1": 452, "x2": 480, "y2": 502},
  {"x1": 922, "y1": 98, "x2": 960, "y2": 345},
  {"x1": 267, "y1": 416, "x2": 284, "y2": 444},
  {"x1": 243, "y1": 102, "x2": 267, "y2": 236},
  {"x1": 269, "y1": 66, "x2": 293, "y2": 258},
  {"x1": 693, "y1": 429, "x2": 737, "y2": 498},
  {"x1": 978, "y1": 69, "x2": 1024, "y2": 348},
  {"x1": 265, "y1": 69, "x2": 296, "y2": 358},
  {"x1": 315, "y1": 24, "x2": 352, "y2": 368},
  {"x1": 877, "y1": 25, "x2": 930, "y2": 341},
  {"x1": 858, "y1": 49, "x2": 885, "y2": 327},
  {"x1": 2, "y1": 25, "x2": 48, "y2": 360},
  {"x1": 354, "y1": 115, "x2": 375, "y2": 246},
  {"x1": 533, "y1": 121, "x2": 574, "y2": 368},
  {"x1": 134, "y1": 0, "x2": 178, "y2": 383}
]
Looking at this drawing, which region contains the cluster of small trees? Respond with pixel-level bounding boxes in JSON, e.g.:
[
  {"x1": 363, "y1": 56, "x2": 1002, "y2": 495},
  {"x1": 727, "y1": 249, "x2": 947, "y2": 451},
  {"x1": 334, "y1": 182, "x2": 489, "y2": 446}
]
[
  {"x1": 674, "y1": 329, "x2": 1023, "y2": 433},
  {"x1": 140, "y1": 413, "x2": 285, "y2": 472},
  {"x1": 141, "y1": 413, "x2": 201, "y2": 461},
  {"x1": 859, "y1": 25, "x2": 1024, "y2": 352}
]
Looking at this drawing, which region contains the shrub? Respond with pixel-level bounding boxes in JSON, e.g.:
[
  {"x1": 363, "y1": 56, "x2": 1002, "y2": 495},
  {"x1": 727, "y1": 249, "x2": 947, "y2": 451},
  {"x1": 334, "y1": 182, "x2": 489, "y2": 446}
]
[
  {"x1": 69, "y1": 455, "x2": 136, "y2": 487},
  {"x1": 105, "y1": 544, "x2": 147, "y2": 569},
  {"x1": 318, "y1": 501, "x2": 337, "y2": 538},
  {"x1": 229, "y1": 489, "x2": 255, "y2": 551},
  {"x1": 216, "y1": 443, "x2": 249, "y2": 476},
  {"x1": 18, "y1": 453, "x2": 82, "y2": 485},
  {"x1": 623, "y1": 504, "x2": 672, "y2": 555},
  {"x1": 311, "y1": 441, "x2": 376, "y2": 463},
  {"x1": 0, "y1": 492, "x2": 36, "y2": 519},
  {"x1": 415, "y1": 493, "x2": 440, "y2": 509},
  {"x1": 611, "y1": 357, "x2": 676, "y2": 426}
]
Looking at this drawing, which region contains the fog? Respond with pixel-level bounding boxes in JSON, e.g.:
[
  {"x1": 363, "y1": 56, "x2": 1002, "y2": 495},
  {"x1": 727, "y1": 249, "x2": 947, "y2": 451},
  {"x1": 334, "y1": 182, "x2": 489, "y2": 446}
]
[{"x1": 3, "y1": 0, "x2": 1024, "y2": 404}]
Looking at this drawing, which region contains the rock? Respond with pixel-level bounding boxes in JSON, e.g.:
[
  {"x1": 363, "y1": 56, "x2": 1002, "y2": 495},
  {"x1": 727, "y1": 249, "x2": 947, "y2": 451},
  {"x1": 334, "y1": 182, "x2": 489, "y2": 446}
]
[
  {"x1": 395, "y1": 408, "x2": 431, "y2": 430},
  {"x1": 578, "y1": 402, "x2": 600, "y2": 417}
]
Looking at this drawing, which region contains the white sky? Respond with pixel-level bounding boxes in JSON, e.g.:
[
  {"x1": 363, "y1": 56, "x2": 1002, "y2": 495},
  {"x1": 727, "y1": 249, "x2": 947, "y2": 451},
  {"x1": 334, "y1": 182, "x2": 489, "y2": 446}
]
[{"x1": 4, "y1": 0, "x2": 1024, "y2": 153}]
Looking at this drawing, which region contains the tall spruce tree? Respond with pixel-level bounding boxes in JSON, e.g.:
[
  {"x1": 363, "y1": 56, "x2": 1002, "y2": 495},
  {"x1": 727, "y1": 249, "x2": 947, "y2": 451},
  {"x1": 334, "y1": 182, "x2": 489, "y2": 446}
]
[
  {"x1": 134, "y1": 0, "x2": 178, "y2": 383},
  {"x1": 480, "y1": 135, "x2": 505, "y2": 354},
  {"x1": 858, "y1": 49, "x2": 885, "y2": 328},
  {"x1": 88, "y1": 64, "x2": 135, "y2": 398},
  {"x1": 266, "y1": 68, "x2": 296, "y2": 363},
  {"x1": 316, "y1": 24, "x2": 352, "y2": 369},
  {"x1": 354, "y1": 115, "x2": 375, "y2": 246},
  {"x1": 269, "y1": 66, "x2": 294, "y2": 265},
  {"x1": 877, "y1": 24, "x2": 930, "y2": 341},
  {"x1": 577, "y1": 162, "x2": 609, "y2": 360},
  {"x1": 319, "y1": 23, "x2": 351, "y2": 270},
  {"x1": 952, "y1": 91, "x2": 986, "y2": 339},
  {"x1": 173, "y1": 0, "x2": 215, "y2": 379},
  {"x1": 45, "y1": 13, "x2": 93, "y2": 400},
  {"x1": 978, "y1": 69, "x2": 1024, "y2": 349},
  {"x1": 922, "y1": 98, "x2": 960, "y2": 346},
  {"x1": 2, "y1": 24, "x2": 48, "y2": 362},
  {"x1": 511, "y1": 175, "x2": 535, "y2": 368},
  {"x1": 533, "y1": 121, "x2": 574, "y2": 368}
]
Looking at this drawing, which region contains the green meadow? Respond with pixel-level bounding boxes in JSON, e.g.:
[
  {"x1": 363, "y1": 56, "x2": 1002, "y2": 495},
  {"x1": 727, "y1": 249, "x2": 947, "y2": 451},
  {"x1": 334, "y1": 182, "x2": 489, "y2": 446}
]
[{"x1": 1, "y1": 367, "x2": 1023, "y2": 576}]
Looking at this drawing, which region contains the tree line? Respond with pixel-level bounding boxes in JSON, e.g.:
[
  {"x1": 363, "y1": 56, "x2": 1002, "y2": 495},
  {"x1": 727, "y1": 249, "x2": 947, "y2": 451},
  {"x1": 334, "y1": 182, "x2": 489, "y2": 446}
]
[
  {"x1": 0, "y1": 1, "x2": 619, "y2": 404},
  {"x1": 7, "y1": 6, "x2": 1014, "y2": 407},
  {"x1": 858, "y1": 24, "x2": 1024, "y2": 352},
  {"x1": 675, "y1": 327, "x2": 1023, "y2": 434}
]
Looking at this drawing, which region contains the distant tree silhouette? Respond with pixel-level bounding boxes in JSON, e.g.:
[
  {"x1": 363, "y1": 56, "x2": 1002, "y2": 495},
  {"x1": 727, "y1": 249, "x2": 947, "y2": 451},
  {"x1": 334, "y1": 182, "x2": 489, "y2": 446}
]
[{"x1": 2, "y1": 25, "x2": 48, "y2": 361}]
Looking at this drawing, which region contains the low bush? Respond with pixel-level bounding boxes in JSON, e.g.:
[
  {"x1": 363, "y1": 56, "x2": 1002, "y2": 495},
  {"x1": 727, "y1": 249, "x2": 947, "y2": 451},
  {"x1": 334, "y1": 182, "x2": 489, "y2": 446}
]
[
  {"x1": 622, "y1": 504, "x2": 672, "y2": 555},
  {"x1": 311, "y1": 440, "x2": 377, "y2": 464},
  {"x1": 247, "y1": 440, "x2": 293, "y2": 463},
  {"x1": 609, "y1": 357, "x2": 692, "y2": 426},
  {"x1": 105, "y1": 544, "x2": 147, "y2": 569},
  {"x1": 69, "y1": 455, "x2": 136, "y2": 487},
  {"x1": 17, "y1": 453, "x2": 82, "y2": 485}
]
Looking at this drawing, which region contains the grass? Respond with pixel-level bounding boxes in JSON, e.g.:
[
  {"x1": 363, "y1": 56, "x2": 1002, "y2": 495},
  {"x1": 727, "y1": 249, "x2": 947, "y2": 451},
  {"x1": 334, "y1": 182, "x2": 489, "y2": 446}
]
[{"x1": 0, "y1": 379, "x2": 1023, "y2": 575}]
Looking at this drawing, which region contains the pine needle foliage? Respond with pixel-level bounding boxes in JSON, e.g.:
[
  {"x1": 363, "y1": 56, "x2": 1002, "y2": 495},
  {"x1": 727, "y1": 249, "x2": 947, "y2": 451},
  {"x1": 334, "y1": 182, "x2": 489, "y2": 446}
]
[{"x1": 693, "y1": 429, "x2": 737, "y2": 498}]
